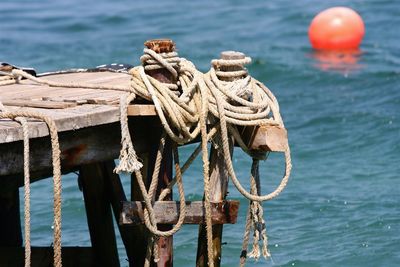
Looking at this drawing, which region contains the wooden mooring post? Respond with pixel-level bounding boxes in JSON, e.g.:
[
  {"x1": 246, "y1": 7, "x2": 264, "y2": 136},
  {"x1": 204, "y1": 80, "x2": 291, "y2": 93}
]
[
  {"x1": 196, "y1": 51, "x2": 246, "y2": 267},
  {"x1": 128, "y1": 39, "x2": 177, "y2": 267}
]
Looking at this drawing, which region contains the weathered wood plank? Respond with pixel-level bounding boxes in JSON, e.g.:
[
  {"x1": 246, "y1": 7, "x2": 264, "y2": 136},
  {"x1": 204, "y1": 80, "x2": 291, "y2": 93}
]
[
  {"x1": 0, "y1": 246, "x2": 94, "y2": 267},
  {"x1": 0, "y1": 71, "x2": 130, "y2": 144},
  {"x1": 0, "y1": 72, "x2": 130, "y2": 106},
  {"x1": 0, "y1": 117, "x2": 160, "y2": 191},
  {"x1": 127, "y1": 104, "x2": 157, "y2": 116},
  {"x1": 0, "y1": 102, "x2": 158, "y2": 144},
  {"x1": 120, "y1": 201, "x2": 239, "y2": 225},
  {"x1": 2, "y1": 99, "x2": 77, "y2": 109},
  {"x1": 0, "y1": 104, "x2": 120, "y2": 143}
]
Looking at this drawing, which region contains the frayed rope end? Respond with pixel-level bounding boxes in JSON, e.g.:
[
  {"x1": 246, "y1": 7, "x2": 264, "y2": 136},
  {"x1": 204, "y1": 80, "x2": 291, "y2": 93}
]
[{"x1": 114, "y1": 146, "x2": 143, "y2": 174}]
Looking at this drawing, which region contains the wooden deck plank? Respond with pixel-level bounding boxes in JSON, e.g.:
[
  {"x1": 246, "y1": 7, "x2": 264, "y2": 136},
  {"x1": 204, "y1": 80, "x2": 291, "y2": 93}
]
[
  {"x1": 0, "y1": 71, "x2": 126, "y2": 100},
  {"x1": 0, "y1": 84, "x2": 125, "y2": 103},
  {"x1": 0, "y1": 71, "x2": 158, "y2": 144},
  {"x1": 2, "y1": 99, "x2": 77, "y2": 109},
  {"x1": 0, "y1": 104, "x2": 120, "y2": 143}
]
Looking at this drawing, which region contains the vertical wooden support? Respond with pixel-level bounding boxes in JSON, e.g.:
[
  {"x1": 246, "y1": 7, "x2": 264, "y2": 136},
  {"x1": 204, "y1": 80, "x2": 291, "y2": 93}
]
[
  {"x1": 146, "y1": 39, "x2": 175, "y2": 267},
  {"x1": 196, "y1": 142, "x2": 233, "y2": 267},
  {"x1": 80, "y1": 163, "x2": 120, "y2": 267},
  {"x1": 129, "y1": 151, "x2": 150, "y2": 266},
  {"x1": 101, "y1": 160, "x2": 137, "y2": 266},
  {"x1": 129, "y1": 39, "x2": 176, "y2": 267},
  {"x1": 196, "y1": 51, "x2": 246, "y2": 267},
  {"x1": 154, "y1": 139, "x2": 173, "y2": 267},
  {"x1": 0, "y1": 187, "x2": 22, "y2": 246}
]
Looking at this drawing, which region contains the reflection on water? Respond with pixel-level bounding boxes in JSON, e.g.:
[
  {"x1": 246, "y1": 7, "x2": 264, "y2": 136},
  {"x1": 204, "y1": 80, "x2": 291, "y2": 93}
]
[{"x1": 311, "y1": 49, "x2": 363, "y2": 75}]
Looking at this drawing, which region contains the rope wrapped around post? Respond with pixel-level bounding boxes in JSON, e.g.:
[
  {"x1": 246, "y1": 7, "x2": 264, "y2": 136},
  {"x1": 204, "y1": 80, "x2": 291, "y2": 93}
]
[
  {"x1": 0, "y1": 43, "x2": 292, "y2": 267},
  {"x1": 200, "y1": 51, "x2": 292, "y2": 265},
  {"x1": 202, "y1": 52, "x2": 292, "y2": 202},
  {"x1": 125, "y1": 46, "x2": 205, "y2": 265}
]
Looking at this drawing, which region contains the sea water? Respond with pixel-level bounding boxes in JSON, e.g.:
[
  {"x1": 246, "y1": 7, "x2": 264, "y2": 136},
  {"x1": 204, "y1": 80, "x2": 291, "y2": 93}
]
[{"x1": 1, "y1": 0, "x2": 399, "y2": 266}]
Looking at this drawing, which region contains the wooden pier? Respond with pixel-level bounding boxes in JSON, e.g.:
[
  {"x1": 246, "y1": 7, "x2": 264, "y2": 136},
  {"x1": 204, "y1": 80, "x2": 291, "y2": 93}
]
[{"x1": 0, "y1": 39, "x2": 288, "y2": 267}]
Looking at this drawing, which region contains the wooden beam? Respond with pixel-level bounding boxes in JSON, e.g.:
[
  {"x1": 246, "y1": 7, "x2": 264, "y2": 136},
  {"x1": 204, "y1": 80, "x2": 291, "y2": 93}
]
[
  {"x1": 242, "y1": 125, "x2": 288, "y2": 152},
  {"x1": 80, "y1": 163, "x2": 120, "y2": 267},
  {"x1": 0, "y1": 123, "x2": 120, "y2": 178},
  {"x1": 0, "y1": 246, "x2": 94, "y2": 267},
  {"x1": 0, "y1": 117, "x2": 159, "y2": 178},
  {"x1": 0, "y1": 188, "x2": 22, "y2": 247},
  {"x1": 120, "y1": 201, "x2": 239, "y2": 225},
  {"x1": 127, "y1": 104, "x2": 157, "y2": 116}
]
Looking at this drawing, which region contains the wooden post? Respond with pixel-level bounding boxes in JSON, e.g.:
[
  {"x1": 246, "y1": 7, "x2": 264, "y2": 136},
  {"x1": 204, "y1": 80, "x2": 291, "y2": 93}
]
[
  {"x1": 153, "y1": 139, "x2": 173, "y2": 267},
  {"x1": 146, "y1": 39, "x2": 175, "y2": 267},
  {"x1": 196, "y1": 51, "x2": 247, "y2": 267},
  {"x1": 0, "y1": 187, "x2": 22, "y2": 247},
  {"x1": 80, "y1": 163, "x2": 120, "y2": 267},
  {"x1": 101, "y1": 160, "x2": 137, "y2": 266},
  {"x1": 129, "y1": 39, "x2": 176, "y2": 267},
  {"x1": 129, "y1": 151, "x2": 150, "y2": 267}
]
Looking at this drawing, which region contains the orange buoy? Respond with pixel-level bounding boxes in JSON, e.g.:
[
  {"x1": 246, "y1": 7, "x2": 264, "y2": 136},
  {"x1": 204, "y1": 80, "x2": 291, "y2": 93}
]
[{"x1": 309, "y1": 7, "x2": 365, "y2": 50}]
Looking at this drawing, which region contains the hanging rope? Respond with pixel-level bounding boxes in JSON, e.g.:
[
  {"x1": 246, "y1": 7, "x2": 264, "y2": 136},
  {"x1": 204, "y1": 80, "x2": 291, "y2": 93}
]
[
  {"x1": 0, "y1": 110, "x2": 62, "y2": 267},
  {"x1": 240, "y1": 159, "x2": 270, "y2": 266},
  {"x1": 0, "y1": 103, "x2": 32, "y2": 267},
  {"x1": 0, "y1": 47, "x2": 292, "y2": 267},
  {"x1": 201, "y1": 56, "x2": 292, "y2": 203}
]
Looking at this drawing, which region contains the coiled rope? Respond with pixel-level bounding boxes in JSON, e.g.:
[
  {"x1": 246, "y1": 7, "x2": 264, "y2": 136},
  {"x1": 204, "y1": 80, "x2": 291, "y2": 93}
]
[
  {"x1": 127, "y1": 48, "x2": 215, "y2": 266},
  {"x1": 202, "y1": 53, "x2": 292, "y2": 264},
  {"x1": 0, "y1": 48, "x2": 291, "y2": 267}
]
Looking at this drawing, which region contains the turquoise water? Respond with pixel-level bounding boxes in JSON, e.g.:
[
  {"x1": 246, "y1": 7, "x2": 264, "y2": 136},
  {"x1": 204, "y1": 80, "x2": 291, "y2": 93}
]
[{"x1": 1, "y1": 0, "x2": 400, "y2": 266}]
